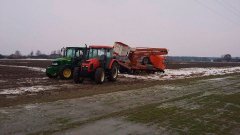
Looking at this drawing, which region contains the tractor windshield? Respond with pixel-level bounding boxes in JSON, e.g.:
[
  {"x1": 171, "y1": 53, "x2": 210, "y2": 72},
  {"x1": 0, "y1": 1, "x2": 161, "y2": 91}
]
[
  {"x1": 62, "y1": 47, "x2": 86, "y2": 58},
  {"x1": 65, "y1": 48, "x2": 75, "y2": 58},
  {"x1": 88, "y1": 48, "x2": 112, "y2": 59}
]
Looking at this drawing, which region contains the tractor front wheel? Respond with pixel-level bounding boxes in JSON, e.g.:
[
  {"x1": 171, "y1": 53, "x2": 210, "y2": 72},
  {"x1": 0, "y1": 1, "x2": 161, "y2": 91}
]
[
  {"x1": 109, "y1": 63, "x2": 119, "y2": 81},
  {"x1": 73, "y1": 67, "x2": 84, "y2": 84},
  {"x1": 60, "y1": 66, "x2": 72, "y2": 80},
  {"x1": 95, "y1": 68, "x2": 105, "y2": 84}
]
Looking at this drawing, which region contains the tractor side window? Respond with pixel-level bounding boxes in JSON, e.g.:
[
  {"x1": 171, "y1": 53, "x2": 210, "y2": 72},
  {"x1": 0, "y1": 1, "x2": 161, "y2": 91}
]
[
  {"x1": 98, "y1": 49, "x2": 105, "y2": 56},
  {"x1": 93, "y1": 49, "x2": 98, "y2": 58},
  {"x1": 106, "y1": 49, "x2": 112, "y2": 58},
  {"x1": 89, "y1": 49, "x2": 98, "y2": 58},
  {"x1": 75, "y1": 50, "x2": 80, "y2": 57},
  {"x1": 66, "y1": 48, "x2": 74, "y2": 58},
  {"x1": 75, "y1": 50, "x2": 83, "y2": 58}
]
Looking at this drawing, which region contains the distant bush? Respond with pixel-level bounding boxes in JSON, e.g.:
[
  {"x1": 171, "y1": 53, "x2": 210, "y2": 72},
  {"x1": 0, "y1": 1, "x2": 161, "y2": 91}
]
[{"x1": 0, "y1": 54, "x2": 5, "y2": 59}]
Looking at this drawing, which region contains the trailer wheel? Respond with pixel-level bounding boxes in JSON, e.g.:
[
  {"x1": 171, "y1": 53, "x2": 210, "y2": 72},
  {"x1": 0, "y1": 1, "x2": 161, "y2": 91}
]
[
  {"x1": 95, "y1": 68, "x2": 105, "y2": 84},
  {"x1": 73, "y1": 67, "x2": 84, "y2": 83},
  {"x1": 142, "y1": 57, "x2": 150, "y2": 65},
  {"x1": 60, "y1": 66, "x2": 73, "y2": 79},
  {"x1": 109, "y1": 62, "x2": 118, "y2": 81}
]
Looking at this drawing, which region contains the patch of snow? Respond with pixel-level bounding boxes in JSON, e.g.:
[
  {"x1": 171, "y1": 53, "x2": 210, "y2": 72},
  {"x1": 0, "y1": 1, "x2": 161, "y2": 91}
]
[
  {"x1": 24, "y1": 104, "x2": 38, "y2": 110},
  {"x1": 0, "y1": 85, "x2": 57, "y2": 95},
  {"x1": 0, "y1": 64, "x2": 45, "y2": 72},
  {"x1": 207, "y1": 78, "x2": 226, "y2": 81},
  {"x1": 0, "y1": 109, "x2": 9, "y2": 114},
  {"x1": 121, "y1": 67, "x2": 240, "y2": 80},
  {"x1": 0, "y1": 80, "x2": 7, "y2": 83}
]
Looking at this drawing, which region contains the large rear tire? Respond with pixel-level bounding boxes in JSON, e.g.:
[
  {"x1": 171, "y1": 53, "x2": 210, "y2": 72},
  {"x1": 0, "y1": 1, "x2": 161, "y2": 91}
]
[
  {"x1": 59, "y1": 66, "x2": 73, "y2": 80},
  {"x1": 95, "y1": 68, "x2": 105, "y2": 84},
  {"x1": 109, "y1": 62, "x2": 119, "y2": 81},
  {"x1": 73, "y1": 67, "x2": 84, "y2": 84}
]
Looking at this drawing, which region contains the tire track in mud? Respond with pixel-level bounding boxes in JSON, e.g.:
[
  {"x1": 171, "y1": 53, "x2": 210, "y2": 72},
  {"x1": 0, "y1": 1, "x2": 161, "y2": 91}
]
[{"x1": 1, "y1": 75, "x2": 240, "y2": 135}]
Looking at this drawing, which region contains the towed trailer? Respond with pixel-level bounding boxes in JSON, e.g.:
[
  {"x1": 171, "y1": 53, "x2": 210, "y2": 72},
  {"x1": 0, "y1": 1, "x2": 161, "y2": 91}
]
[{"x1": 113, "y1": 42, "x2": 168, "y2": 74}]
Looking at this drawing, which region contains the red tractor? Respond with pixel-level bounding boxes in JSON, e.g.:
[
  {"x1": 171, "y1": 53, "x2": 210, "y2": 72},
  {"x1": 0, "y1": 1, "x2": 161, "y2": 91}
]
[{"x1": 73, "y1": 45, "x2": 119, "y2": 84}]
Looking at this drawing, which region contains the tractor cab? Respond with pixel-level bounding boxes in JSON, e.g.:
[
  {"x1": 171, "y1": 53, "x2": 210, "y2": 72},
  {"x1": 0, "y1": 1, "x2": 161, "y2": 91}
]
[
  {"x1": 46, "y1": 46, "x2": 87, "y2": 79},
  {"x1": 61, "y1": 47, "x2": 87, "y2": 66},
  {"x1": 73, "y1": 45, "x2": 119, "y2": 84},
  {"x1": 87, "y1": 46, "x2": 114, "y2": 68}
]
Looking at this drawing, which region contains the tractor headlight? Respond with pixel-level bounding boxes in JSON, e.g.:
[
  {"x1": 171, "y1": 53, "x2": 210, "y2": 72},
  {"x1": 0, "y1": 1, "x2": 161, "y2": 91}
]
[{"x1": 82, "y1": 65, "x2": 88, "y2": 71}]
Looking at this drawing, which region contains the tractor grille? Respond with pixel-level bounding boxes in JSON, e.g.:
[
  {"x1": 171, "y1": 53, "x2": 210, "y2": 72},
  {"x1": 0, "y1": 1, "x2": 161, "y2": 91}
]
[{"x1": 82, "y1": 66, "x2": 88, "y2": 71}]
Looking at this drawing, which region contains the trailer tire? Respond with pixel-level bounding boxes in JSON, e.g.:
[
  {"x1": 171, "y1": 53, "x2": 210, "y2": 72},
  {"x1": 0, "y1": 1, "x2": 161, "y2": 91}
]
[
  {"x1": 95, "y1": 68, "x2": 105, "y2": 84},
  {"x1": 73, "y1": 67, "x2": 84, "y2": 83},
  {"x1": 109, "y1": 62, "x2": 118, "y2": 81},
  {"x1": 60, "y1": 66, "x2": 73, "y2": 80},
  {"x1": 142, "y1": 57, "x2": 151, "y2": 65}
]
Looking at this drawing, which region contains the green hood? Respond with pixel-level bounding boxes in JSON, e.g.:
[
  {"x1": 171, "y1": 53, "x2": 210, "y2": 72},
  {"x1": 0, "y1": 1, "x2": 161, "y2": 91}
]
[{"x1": 52, "y1": 57, "x2": 72, "y2": 65}]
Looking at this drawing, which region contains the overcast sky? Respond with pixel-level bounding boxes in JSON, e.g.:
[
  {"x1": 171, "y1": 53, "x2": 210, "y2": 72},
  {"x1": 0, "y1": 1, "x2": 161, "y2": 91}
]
[{"x1": 0, "y1": 0, "x2": 240, "y2": 57}]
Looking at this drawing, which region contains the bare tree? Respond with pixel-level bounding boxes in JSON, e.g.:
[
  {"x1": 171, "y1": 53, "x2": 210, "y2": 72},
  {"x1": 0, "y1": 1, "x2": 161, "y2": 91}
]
[
  {"x1": 36, "y1": 50, "x2": 41, "y2": 56},
  {"x1": 14, "y1": 50, "x2": 21, "y2": 57},
  {"x1": 57, "y1": 50, "x2": 61, "y2": 55},
  {"x1": 29, "y1": 51, "x2": 34, "y2": 56},
  {"x1": 51, "y1": 50, "x2": 56, "y2": 55},
  {"x1": 222, "y1": 54, "x2": 232, "y2": 62}
]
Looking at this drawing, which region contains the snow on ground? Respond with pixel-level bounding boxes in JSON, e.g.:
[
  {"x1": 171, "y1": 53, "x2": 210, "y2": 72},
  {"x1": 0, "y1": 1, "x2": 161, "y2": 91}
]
[
  {"x1": 0, "y1": 85, "x2": 57, "y2": 95},
  {"x1": 0, "y1": 80, "x2": 7, "y2": 83},
  {"x1": 0, "y1": 64, "x2": 46, "y2": 72},
  {"x1": 121, "y1": 67, "x2": 240, "y2": 80}
]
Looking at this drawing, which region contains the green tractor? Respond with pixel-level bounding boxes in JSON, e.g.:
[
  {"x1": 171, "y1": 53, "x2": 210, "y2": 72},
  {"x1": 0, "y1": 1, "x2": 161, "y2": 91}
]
[
  {"x1": 46, "y1": 47, "x2": 87, "y2": 79},
  {"x1": 73, "y1": 45, "x2": 119, "y2": 84}
]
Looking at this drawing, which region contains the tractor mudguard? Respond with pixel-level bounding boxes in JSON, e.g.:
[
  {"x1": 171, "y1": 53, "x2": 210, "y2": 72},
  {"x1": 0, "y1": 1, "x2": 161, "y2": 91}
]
[{"x1": 108, "y1": 59, "x2": 118, "y2": 69}]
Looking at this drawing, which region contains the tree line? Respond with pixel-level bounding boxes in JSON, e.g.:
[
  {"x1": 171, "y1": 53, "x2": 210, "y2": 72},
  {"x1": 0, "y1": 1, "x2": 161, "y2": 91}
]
[{"x1": 0, "y1": 50, "x2": 61, "y2": 59}]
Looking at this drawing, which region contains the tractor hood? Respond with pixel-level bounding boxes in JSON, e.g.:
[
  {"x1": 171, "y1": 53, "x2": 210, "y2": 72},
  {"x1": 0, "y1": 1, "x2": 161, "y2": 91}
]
[
  {"x1": 52, "y1": 57, "x2": 72, "y2": 65},
  {"x1": 54, "y1": 57, "x2": 71, "y2": 62}
]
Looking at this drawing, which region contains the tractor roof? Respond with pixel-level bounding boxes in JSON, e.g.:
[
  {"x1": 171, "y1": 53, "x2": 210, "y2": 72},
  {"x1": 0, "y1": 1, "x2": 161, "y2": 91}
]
[
  {"x1": 66, "y1": 47, "x2": 86, "y2": 49},
  {"x1": 89, "y1": 45, "x2": 113, "y2": 49}
]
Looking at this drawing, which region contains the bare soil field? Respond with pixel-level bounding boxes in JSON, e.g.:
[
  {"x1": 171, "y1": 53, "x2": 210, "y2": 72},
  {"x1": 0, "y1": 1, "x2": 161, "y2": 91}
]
[
  {"x1": 0, "y1": 59, "x2": 240, "y2": 107},
  {"x1": 0, "y1": 59, "x2": 240, "y2": 135}
]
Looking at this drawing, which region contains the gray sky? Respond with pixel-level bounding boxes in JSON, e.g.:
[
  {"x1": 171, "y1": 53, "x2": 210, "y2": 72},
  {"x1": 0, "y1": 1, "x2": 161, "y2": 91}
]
[{"x1": 0, "y1": 0, "x2": 240, "y2": 57}]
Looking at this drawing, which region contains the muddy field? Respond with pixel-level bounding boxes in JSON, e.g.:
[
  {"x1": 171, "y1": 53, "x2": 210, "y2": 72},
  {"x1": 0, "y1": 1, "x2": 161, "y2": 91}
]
[
  {"x1": 0, "y1": 59, "x2": 240, "y2": 107},
  {"x1": 1, "y1": 59, "x2": 240, "y2": 69},
  {"x1": 0, "y1": 59, "x2": 240, "y2": 135}
]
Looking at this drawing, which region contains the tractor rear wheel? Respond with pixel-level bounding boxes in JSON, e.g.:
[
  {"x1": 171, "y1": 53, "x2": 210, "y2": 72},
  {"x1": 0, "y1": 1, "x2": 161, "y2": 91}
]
[
  {"x1": 95, "y1": 68, "x2": 105, "y2": 84},
  {"x1": 73, "y1": 67, "x2": 84, "y2": 83},
  {"x1": 60, "y1": 66, "x2": 72, "y2": 80},
  {"x1": 109, "y1": 62, "x2": 118, "y2": 81}
]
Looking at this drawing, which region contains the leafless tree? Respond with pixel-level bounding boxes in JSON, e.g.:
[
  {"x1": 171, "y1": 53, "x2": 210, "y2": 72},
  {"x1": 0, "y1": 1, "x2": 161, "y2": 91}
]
[
  {"x1": 14, "y1": 50, "x2": 21, "y2": 57},
  {"x1": 36, "y1": 50, "x2": 41, "y2": 56}
]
